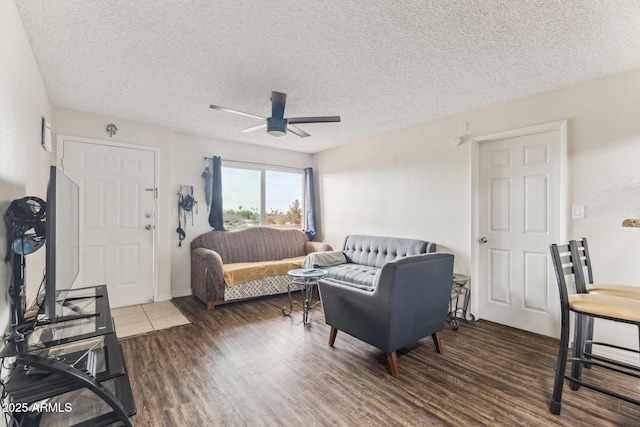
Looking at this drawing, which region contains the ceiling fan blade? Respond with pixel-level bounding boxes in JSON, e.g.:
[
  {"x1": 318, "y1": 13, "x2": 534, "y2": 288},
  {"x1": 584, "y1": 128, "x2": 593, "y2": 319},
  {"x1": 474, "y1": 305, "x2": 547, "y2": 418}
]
[
  {"x1": 287, "y1": 124, "x2": 310, "y2": 138},
  {"x1": 241, "y1": 123, "x2": 267, "y2": 133},
  {"x1": 287, "y1": 116, "x2": 341, "y2": 124},
  {"x1": 210, "y1": 104, "x2": 265, "y2": 121},
  {"x1": 271, "y1": 91, "x2": 287, "y2": 119}
]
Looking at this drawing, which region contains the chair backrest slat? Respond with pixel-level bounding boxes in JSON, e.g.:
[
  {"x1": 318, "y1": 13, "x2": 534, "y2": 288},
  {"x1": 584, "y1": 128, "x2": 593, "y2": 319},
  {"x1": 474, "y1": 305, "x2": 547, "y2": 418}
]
[
  {"x1": 549, "y1": 243, "x2": 579, "y2": 311},
  {"x1": 582, "y1": 238, "x2": 594, "y2": 282},
  {"x1": 573, "y1": 237, "x2": 594, "y2": 283},
  {"x1": 569, "y1": 239, "x2": 590, "y2": 294}
]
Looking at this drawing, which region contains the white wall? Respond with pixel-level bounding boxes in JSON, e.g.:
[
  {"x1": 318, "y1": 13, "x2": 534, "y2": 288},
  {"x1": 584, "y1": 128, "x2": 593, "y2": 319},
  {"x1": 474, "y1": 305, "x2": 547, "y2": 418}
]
[
  {"x1": 0, "y1": 0, "x2": 53, "y2": 331},
  {"x1": 315, "y1": 67, "x2": 640, "y2": 349},
  {"x1": 51, "y1": 108, "x2": 313, "y2": 300},
  {"x1": 314, "y1": 118, "x2": 471, "y2": 268}
]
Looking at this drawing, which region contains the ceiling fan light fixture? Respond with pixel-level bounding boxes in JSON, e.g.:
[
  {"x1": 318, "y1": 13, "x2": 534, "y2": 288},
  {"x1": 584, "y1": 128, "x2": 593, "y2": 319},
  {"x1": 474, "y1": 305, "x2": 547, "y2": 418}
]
[
  {"x1": 267, "y1": 117, "x2": 287, "y2": 137},
  {"x1": 210, "y1": 91, "x2": 340, "y2": 138}
]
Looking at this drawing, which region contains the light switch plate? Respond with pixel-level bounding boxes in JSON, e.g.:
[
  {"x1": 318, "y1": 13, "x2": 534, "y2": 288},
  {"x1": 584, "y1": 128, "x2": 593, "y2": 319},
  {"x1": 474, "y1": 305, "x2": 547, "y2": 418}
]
[{"x1": 571, "y1": 205, "x2": 585, "y2": 219}]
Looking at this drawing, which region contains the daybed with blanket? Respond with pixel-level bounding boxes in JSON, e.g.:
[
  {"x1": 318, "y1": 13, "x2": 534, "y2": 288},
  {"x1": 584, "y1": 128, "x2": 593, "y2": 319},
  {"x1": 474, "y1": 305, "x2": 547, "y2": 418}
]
[{"x1": 190, "y1": 227, "x2": 332, "y2": 309}]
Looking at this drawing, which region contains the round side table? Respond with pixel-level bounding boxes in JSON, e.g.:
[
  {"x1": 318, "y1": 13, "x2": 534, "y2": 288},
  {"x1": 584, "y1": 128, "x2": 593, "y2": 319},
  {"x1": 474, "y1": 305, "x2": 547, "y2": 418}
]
[{"x1": 282, "y1": 268, "x2": 327, "y2": 326}]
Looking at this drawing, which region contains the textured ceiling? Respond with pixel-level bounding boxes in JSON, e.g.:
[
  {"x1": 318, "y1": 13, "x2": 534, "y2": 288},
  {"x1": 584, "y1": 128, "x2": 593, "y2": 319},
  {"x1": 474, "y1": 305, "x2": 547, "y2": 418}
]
[{"x1": 14, "y1": 0, "x2": 640, "y2": 154}]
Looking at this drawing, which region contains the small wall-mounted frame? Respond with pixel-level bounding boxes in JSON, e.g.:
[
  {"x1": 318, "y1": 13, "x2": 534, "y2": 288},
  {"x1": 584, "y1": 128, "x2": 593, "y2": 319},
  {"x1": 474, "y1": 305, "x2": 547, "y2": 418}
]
[{"x1": 41, "y1": 116, "x2": 52, "y2": 152}]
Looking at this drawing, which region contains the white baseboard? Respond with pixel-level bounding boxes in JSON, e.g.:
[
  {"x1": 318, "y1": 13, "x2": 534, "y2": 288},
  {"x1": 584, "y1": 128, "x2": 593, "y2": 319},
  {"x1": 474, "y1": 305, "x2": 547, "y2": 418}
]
[
  {"x1": 155, "y1": 293, "x2": 173, "y2": 302},
  {"x1": 591, "y1": 345, "x2": 640, "y2": 368},
  {"x1": 171, "y1": 288, "x2": 193, "y2": 298}
]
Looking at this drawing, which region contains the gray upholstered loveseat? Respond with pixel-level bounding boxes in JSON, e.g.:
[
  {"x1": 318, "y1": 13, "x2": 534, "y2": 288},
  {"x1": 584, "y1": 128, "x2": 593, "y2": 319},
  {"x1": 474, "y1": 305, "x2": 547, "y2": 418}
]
[
  {"x1": 191, "y1": 227, "x2": 332, "y2": 309},
  {"x1": 316, "y1": 234, "x2": 450, "y2": 376},
  {"x1": 317, "y1": 234, "x2": 436, "y2": 288},
  {"x1": 318, "y1": 252, "x2": 454, "y2": 376}
]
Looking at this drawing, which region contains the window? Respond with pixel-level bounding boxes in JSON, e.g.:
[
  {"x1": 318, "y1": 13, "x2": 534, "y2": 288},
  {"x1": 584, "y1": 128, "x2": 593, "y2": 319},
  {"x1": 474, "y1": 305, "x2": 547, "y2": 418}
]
[
  {"x1": 222, "y1": 164, "x2": 304, "y2": 231},
  {"x1": 221, "y1": 167, "x2": 261, "y2": 228}
]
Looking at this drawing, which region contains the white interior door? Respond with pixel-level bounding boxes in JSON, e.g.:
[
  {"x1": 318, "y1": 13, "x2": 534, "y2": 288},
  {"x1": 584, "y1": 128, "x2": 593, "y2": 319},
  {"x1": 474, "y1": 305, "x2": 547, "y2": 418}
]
[
  {"x1": 476, "y1": 122, "x2": 566, "y2": 338},
  {"x1": 62, "y1": 139, "x2": 156, "y2": 308}
]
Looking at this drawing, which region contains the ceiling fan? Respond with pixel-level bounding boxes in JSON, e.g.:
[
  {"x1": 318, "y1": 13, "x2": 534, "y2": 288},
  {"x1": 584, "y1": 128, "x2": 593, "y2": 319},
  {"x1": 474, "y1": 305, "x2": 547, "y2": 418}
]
[{"x1": 209, "y1": 91, "x2": 340, "y2": 138}]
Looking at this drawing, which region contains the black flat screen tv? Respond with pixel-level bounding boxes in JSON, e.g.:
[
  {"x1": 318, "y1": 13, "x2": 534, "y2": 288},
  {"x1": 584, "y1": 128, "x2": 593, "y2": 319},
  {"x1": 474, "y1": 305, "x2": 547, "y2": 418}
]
[{"x1": 44, "y1": 166, "x2": 80, "y2": 320}]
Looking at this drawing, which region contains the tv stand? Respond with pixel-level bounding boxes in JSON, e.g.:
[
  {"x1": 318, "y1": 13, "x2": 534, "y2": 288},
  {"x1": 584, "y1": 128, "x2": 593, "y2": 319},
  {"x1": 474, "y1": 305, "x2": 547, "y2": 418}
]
[{"x1": 1, "y1": 285, "x2": 135, "y2": 426}]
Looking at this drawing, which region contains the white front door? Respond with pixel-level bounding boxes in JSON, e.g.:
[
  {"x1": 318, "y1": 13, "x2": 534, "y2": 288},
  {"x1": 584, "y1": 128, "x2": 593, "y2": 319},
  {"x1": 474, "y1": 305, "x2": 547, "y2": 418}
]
[
  {"x1": 476, "y1": 121, "x2": 566, "y2": 338},
  {"x1": 62, "y1": 139, "x2": 156, "y2": 308}
]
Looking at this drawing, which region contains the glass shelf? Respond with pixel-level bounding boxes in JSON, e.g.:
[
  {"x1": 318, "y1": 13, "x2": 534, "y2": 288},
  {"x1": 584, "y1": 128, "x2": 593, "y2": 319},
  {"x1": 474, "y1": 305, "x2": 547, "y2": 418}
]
[{"x1": 1, "y1": 285, "x2": 113, "y2": 358}]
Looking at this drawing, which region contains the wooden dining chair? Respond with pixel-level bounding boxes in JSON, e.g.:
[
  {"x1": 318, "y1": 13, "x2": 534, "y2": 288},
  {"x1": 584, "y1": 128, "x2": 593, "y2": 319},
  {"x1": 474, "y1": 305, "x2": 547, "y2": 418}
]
[{"x1": 549, "y1": 243, "x2": 640, "y2": 415}]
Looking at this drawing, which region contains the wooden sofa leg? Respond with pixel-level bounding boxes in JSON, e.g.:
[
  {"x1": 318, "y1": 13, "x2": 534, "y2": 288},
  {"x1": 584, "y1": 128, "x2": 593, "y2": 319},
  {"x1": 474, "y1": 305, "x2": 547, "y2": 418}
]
[
  {"x1": 206, "y1": 300, "x2": 224, "y2": 310},
  {"x1": 387, "y1": 351, "x2": 399, "y2": 377},
  {"x1": 329, "y1": 327, "x2": 338, "y2": 346},
  {"x1": 432, "y1": 332, "x2": 443, "y2": 353}
]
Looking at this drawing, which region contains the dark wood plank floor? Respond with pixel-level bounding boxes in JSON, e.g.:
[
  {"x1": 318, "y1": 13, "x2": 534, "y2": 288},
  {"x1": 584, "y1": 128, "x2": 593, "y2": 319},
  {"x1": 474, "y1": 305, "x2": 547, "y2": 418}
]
[{"x1": 120, "y1": 294, "x2": 640, "y2": 426}]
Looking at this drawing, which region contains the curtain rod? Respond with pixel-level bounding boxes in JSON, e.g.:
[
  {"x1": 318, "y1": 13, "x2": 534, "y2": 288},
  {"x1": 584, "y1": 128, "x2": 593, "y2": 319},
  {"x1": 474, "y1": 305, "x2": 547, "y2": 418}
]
[{"x1": 203, "y1": 156, "x2": 307, "y2": 171}]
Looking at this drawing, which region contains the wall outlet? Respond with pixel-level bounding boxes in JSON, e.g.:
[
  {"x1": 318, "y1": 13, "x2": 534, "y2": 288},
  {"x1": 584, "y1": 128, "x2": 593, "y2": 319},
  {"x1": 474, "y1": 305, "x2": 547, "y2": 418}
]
[{"x1": 571, "y1": 205, "x2": 585, "y2": 219}]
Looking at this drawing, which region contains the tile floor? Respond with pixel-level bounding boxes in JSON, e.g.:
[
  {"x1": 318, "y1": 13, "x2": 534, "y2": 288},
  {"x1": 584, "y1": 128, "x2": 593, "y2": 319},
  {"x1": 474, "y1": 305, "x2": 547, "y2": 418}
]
[{"x1": 111, "y1": 300, "x2": 190, "y2": 339}]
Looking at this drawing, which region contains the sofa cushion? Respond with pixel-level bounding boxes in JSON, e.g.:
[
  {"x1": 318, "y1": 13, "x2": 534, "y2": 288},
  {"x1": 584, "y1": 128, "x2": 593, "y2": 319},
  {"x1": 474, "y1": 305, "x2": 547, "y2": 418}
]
[
  {"x1": 318, "y1": 277, "x2": 375, "y2": 292},
  {"x1": 324, "y1": 264, "x2": 380, "y2": 288},
  {"x1": 223, "y1": 256, "x2": 306, "y2": 286}
]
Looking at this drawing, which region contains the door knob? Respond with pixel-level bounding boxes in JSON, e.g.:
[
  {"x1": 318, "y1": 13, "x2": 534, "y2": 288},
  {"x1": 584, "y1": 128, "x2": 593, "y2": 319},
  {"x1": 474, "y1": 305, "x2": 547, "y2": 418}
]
[
  {"x1": 145, "y1": 224, "x2": 153, "y2": 230},
  {"x1": 479, "y1": 237, "x2": 487, "y2": 244}
]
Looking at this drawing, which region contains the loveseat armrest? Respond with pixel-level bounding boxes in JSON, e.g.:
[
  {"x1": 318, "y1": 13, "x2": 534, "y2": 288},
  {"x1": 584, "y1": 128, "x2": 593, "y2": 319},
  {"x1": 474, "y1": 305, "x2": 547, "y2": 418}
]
[
  {"x1": 305, "y1": 241, "x2": 333, "y2": 254},
  {"x1": 318, "y1": 277, "x2": 387, "y2": 342},
  {"x1": 191, "y1": 247, "x2": 226, "y2": 308},
  {"x1": 318, "y1": 278, "x2": 380, "y2": 319}
]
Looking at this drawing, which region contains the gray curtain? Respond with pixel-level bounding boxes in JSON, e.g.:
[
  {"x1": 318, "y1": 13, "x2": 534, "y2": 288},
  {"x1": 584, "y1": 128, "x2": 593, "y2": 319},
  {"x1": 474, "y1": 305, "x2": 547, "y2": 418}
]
[
  {"x1": 208, "y1": 156, "x2": 226, "y2": 231},
  {"x1": 302, "y1": 167, "x2": 316, "y2": 240}
]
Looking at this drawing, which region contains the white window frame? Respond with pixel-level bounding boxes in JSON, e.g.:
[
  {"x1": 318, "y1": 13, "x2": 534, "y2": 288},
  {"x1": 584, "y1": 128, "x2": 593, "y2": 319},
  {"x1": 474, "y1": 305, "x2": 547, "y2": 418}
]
[{"x1": 222, "y1": 161, "x2": 305, "y2": 229}]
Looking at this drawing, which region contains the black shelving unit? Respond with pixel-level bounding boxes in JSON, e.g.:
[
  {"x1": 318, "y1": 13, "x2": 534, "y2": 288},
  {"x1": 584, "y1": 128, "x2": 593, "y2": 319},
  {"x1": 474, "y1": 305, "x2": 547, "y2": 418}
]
[{"x1": 2, "y1": 285, "x2": 135, "y2": 426}]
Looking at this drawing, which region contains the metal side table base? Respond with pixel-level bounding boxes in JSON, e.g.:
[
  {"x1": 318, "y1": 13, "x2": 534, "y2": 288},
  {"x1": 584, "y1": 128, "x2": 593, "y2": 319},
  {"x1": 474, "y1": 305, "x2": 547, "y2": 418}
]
[
  {"x1": 282, "y1": 269, "x2": 327, "y2": 326},
  {"x1": 449, "y1": 274, "x2": 475, "y2": 330}
]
